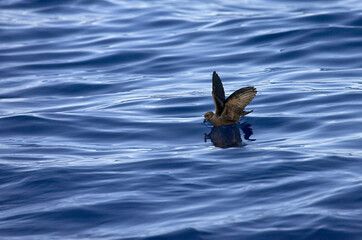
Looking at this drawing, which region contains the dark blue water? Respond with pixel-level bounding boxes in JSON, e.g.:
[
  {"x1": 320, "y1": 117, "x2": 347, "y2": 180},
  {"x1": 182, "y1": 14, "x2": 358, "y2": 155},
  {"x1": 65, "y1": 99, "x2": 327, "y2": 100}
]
[{"x1": 1, "y1": 0, "x2": 362, "y2": 239}]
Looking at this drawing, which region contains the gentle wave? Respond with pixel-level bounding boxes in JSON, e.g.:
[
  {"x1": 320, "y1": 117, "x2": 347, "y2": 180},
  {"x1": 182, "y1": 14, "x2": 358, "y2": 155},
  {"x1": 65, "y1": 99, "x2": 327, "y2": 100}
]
[{"x1": 1, "y1": 0, "x2": 362, "y2": 239}]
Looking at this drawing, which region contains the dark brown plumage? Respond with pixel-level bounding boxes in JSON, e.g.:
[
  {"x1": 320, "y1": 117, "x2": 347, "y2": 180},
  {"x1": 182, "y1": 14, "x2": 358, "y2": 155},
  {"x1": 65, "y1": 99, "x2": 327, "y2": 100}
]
[{"x1": 204, "y1": 71, "x2": 257, "y2": 127}]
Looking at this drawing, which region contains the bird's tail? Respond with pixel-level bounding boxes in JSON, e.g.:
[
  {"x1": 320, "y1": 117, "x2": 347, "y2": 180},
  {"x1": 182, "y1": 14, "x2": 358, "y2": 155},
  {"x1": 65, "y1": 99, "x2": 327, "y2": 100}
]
[{"x1": 242, "y1": 110, "x2": 253, "y2": 116}]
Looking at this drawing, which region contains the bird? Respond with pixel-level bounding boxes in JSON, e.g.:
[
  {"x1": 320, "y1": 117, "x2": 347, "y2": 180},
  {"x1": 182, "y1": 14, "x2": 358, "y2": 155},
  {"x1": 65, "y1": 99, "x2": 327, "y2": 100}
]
[{"x1": 204, "y1": 71, "x2": 257, "y2": 127}]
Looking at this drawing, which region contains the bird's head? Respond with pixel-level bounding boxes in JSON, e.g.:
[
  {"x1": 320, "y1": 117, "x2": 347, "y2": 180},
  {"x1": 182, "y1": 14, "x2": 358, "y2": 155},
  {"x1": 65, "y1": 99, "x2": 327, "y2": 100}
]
[{"x1": 204, "y1": 112, "x2": 214, "y2": 123}]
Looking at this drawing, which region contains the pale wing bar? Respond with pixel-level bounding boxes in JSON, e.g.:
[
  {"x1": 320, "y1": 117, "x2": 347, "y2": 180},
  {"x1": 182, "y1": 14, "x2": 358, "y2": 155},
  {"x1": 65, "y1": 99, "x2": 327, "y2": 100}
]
[{"x1": 222, "y1": 87, "x2": 257, "y2": 122}]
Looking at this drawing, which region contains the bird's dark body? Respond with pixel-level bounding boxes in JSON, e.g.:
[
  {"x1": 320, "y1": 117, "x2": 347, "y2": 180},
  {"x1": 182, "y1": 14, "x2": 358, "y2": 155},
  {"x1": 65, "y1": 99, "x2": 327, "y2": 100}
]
[{"x1": 204, "y1": 71, "x2": 257, "y2": 127}]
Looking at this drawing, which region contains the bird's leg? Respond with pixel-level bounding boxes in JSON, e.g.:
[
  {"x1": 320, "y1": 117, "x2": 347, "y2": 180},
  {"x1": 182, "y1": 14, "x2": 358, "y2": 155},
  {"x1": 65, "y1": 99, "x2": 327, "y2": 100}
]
[{"x1": 204, "y1": 133, "x2": 210, "y2": 142}]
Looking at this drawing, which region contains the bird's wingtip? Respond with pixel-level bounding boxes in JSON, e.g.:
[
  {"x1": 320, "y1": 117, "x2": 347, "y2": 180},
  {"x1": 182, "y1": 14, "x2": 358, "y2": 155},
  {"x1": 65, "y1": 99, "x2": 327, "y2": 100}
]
[{"x1": 248, "y1": 86, "x2": 257, "y2": 93}]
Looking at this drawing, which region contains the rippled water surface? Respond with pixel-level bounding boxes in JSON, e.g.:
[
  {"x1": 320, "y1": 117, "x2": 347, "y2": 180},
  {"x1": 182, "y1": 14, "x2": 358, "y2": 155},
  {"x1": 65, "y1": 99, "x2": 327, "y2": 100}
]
[{"x1": 1, "y1": 0, "x2": 362, "y2": 239}]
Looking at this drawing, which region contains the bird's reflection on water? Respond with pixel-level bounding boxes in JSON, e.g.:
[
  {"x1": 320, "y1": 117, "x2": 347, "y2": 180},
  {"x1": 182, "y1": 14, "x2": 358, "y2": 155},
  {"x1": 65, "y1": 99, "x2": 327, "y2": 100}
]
[{"x1": 204, "y1": 122, "x2": 255, "y2": 148}]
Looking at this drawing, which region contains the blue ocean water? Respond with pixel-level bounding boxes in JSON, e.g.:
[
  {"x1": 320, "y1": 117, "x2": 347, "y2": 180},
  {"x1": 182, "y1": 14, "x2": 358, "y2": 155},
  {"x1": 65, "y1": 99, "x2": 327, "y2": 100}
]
[{"x1": 1, "y1": 0, "x2": 362, "y2": 239}]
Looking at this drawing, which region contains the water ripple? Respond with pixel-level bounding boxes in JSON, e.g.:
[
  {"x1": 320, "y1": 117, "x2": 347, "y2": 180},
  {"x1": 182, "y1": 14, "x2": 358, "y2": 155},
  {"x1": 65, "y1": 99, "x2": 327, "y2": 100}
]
[{"x1": 1, "y1": 0, "x2": 362, "y2": 239}]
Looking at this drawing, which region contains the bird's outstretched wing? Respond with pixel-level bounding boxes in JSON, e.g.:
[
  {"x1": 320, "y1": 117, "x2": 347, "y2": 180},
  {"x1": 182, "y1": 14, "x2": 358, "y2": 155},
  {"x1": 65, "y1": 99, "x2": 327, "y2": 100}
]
[
  {"x1": 222, "y1": 86, "x2": 257, "y2": 122},
  {"x1": 212, "y1": 71, "x2": 225, "y2": 116}
]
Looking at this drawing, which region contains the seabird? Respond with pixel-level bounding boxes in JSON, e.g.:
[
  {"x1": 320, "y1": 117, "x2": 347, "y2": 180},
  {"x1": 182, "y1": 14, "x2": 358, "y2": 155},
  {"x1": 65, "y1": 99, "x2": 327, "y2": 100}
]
[{"x1": 204, "y1": 71, "x2": 257, "y2": 127}]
